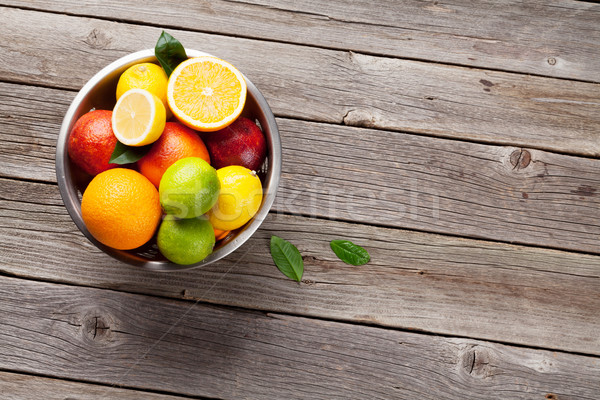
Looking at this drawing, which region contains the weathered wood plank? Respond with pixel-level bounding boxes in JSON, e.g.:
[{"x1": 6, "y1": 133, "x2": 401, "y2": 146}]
[
  {"x1": 0, "y1": 371, "x2": 197, "y2": 400},
  {"x1": 1, "y1": 276, "x2": 599, "y2": 399},
  {"x1": 3, "y1": 0, "x2": 600, "y2": 83},
  {"x1": 277, "y1": 120, "x2": 600, "y2": 254},
  {"x1": 1, "y1": 8, "x2": 600, "y2": 156},
  {"x1": 1, "y1": 178, "x2": 599, "y2": 355},
  {"x1": 2, "y1": 82, "x2": 599, "y2": 253},
  {"x1": 0, "y1": 83, "x2": 68, "y2": 183}
]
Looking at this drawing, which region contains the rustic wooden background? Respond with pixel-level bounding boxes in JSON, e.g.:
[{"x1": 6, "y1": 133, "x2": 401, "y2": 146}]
[{"x1": 0, "y1": 1, "x2": 599, "y2": 399}]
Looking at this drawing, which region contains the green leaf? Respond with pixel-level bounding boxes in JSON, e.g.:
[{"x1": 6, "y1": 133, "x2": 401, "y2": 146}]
[
  {"x1": 330, "y1": 240, "x2": 370, "y2": 266},
  {"x1": 154, "y1": 30, "x2": 188, "y2": 77},
  {"x1": 270, "y1": 235, "x2": 304, "y2": 282},
  {"x1": 109, "y1": 141, "x2": 152, "y2": 164}
]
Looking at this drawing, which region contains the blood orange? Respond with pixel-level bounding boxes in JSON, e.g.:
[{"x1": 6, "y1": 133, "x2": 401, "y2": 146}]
[
  {"x1": 68, "y1": 110, "x2": 117, "y2": 176},
  {"x1": 138, "y1": 122, "x2": 211, "y2": 188}
]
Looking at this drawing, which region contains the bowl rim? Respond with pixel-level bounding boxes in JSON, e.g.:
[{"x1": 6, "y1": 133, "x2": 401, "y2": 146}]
[{"x1": 56, "y1": 48, "x2": 281, "y2": 271}]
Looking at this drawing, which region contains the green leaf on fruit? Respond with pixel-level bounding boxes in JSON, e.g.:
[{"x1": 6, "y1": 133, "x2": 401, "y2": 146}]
[
  {"x1": 109, "y1": 141, "x2": 151, "y2": 164},
  {"x1": 270, "y1": 235, "x2": 304, "y2": 282},
  {"x1": 330, "y1": 240, "x2": 370, "y2": 266},
  {"x1": 155, "y1": 31, "x2": 188, "y2": 77}
]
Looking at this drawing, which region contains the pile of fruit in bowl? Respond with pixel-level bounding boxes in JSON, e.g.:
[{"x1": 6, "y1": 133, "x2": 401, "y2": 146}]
[{"x1": 62, "y1": 33, "x2": 278, "y2": 267}]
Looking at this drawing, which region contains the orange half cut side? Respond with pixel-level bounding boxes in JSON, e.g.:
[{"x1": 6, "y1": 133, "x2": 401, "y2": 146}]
[{"x1": 167, "y1": 56, "x2": 247, "y2": 132}]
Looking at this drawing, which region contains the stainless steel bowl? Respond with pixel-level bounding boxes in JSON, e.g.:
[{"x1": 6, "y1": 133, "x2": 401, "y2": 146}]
[{"x1": 56, "y1": 49, "x2": 281, "y2": 271}]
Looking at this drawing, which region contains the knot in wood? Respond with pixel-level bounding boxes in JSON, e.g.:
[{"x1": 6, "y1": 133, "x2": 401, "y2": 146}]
[
  {"x1": 342, "y1": 109, "x2": 377, "y2": 128},
  {"x1": 510, "y1": 149, "x2": 531, "y2": 170},
  {"x1": 83, "y1": 312, "x2": 113, "y2": 343},
  {"x1": 302, "y1": 255, "x2": 318, "y2": 263},
  {"x1": 571, "y1": 185, "x2": 596, "y2": 197},
  {"x1": 84, "y1": 28, "x2": 112, "y2": 50},
  {"x1": 461, "y1": 345, "x2": 491, "y2": 379}
]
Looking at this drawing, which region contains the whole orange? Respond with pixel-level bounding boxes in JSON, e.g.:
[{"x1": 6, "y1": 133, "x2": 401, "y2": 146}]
[
  {"x1": 81, "y1": 168, "x2": 161, "y2": 250},
  {"x1": 138, "y1": 122, "x2": 210, "y2": 187},
  {"x1": 68, "y1": 110, "x2": 118, "y2": 176}
]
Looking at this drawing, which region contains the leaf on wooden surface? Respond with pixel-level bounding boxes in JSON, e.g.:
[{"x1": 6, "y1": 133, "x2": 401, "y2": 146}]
[
  {"x1": 155, "y1": 31, "x2": 187, "y2": 77},
  {"x1": 270, "y1": 235, "x2": 304, "y2": 282},
  {"x1": 330, "y1": 240, "x2": 370, "y2": 266}
]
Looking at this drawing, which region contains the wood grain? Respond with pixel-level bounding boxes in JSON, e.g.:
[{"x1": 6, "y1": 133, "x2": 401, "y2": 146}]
[
  {"x1": 2, "y1": 82, "x2": 599, "y2": 253},
  {"x1": 0, "y1": 371, "x2": 196, "y2": 400},
  {"x1": 277, "y1": 119, "x2": 600, "y2": 254},
  {"x1": 0, "y1": 83, "x2": 69, "y2": 183},
  {"x1": 3, "y1": 4, "x2": 599, "y2": 397},
  {"x1": 1, "y1": 178, "x2": 599, "y2": 355},
  {"x1": 3, "y1": 0, "x2": 600, "y2": 82},
  {"x1": 1, "y1": 8, "x2": 599, "y2": 156},
  {"x1": 1, "y1": 276, "x2": 599, "y2": 399}
]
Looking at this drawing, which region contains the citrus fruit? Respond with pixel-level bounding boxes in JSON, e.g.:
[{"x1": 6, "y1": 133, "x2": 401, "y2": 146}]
[
  {"x1": 204, "y1": 117, "x2": 267, "y2": 171},
  {"x1": 159, "y1": 157, "x2": 220, "y2": 219},
  {"x1": 157, "y1": 215, "x2": 215, "y2": 265},
  {"x1": 208, "y1": 166, "x2": 263, "y2": 231},
  {"x1": 68, "y1": 110, "x2": 118, "y2": 176},
  {"x1": 213, "y1": 228, "x2": 231, "y2": 241},
  {"x1": 112, "y1": 88, "x2": 166, "y2": 146},
  {"x1": 167, "y1": 56, "x2": 247, "y2": 132},
  {"x1": 116, "y1": 62, "x2": 171, "y2": 118},
  {"x1": 81, "y1": 168, "x2": 161, "y2": 250},
  {"x1": 138, "y1": 122, "x2": 210, "y2": 188}
]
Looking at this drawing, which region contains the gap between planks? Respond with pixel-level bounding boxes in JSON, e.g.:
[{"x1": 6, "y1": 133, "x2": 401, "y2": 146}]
[{"x1": 0, "y1": 369, "x2": 213, "y2": 400}]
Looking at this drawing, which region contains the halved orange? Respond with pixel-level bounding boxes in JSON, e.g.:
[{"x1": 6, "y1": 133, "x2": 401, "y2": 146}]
[{"x1": 167, "y1": 56, "x2": 247, "y2": 132}]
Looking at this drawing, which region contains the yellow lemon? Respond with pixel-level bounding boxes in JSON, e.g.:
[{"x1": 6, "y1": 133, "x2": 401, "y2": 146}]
[
  {"x1": 208, "y1": 165, "x2": 262, "y2": 231},
  {"x1": 112, "y1": 88, "x2": 166, "y2": 146},
  {"x1": 116, "y1": 62, "x2": 171, "y2": 118},
  {"x1": 167, "y1": 56, "x2": 247, "y2": 132}
]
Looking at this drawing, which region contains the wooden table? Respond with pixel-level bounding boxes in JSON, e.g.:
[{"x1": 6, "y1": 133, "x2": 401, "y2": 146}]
[{"x1": 1, "y1": 1, "x2": 599, "y2": 398}]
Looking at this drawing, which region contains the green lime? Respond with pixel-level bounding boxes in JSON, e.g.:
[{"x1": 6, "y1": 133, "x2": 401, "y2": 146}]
[
  {"x1": 157, "y1": 215, "x2": 215, "y2": 265},
  {"x1": 159, "y1": 157, "x2": 220, "y2": 218}
]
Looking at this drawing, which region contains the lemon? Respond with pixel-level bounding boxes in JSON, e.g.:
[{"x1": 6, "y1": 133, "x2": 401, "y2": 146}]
[
  {"x1": 208, "y1": 166, "x2": 263, "y2": 231},
  {"x1": 159, "y1": 157, "x2": 220, "y2": 219},
  {"x1": 157, "y1": 215, "x2": 215, "y2": 265},
  {"x1": 116, "y1": 62, "x2": 171, "y2": 118},
  {"x1": 112, "y1": 88, "x2": 166, "y2": 146}
]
